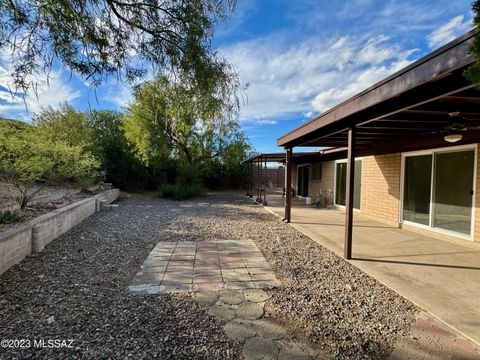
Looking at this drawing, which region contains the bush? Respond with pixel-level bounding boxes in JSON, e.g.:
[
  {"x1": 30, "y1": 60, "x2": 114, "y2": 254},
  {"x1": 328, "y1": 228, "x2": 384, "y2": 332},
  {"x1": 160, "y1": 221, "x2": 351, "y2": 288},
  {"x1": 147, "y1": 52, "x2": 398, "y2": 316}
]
[
  {"x1": 159, "y1": 183, "x2": 206, "y2": 200},
  {"x1": 0, "y1": 126, "x2": 102, "y2": 208},
  {"x1": 0, "y1": 210, "x2": 24, "y2": 224}
]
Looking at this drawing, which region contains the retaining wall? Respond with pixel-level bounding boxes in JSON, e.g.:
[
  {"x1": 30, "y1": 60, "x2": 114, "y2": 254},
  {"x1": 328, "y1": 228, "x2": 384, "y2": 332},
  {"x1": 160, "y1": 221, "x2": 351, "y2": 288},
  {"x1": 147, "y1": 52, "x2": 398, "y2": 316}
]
[{"x1": 0, "y1": 189, "x2": 119, "y2": 275}]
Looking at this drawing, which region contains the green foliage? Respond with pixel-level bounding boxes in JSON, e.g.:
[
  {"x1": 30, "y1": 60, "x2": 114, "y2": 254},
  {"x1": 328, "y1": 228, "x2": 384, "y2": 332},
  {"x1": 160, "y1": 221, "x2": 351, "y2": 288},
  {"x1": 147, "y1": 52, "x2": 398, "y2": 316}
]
[
  {"x1": 159, "y1": 183, "x2": 206, "y2": 200},
  {"x1": 123, "y1": 74, "x2": 243, "y2": 167},
  {"x1": 32, "y1": 104, "x2": 94, "y2": 151},
  {"x1": 0, "y1": 125, "x2": 102, "y2": 208},
  {"x1": 0, "y1": 0, "x2": 237, "y2": 97},
  {"x1": 86, "y1": 110, "x2": 152, "y2": 189},
  {"x1": 159, "y1": 166, "x2": 206, "y2": 200},
  {"x1": 0, "y1": 210, "x2": 24, "y2": 224},
  {"x1": 465, "y1": 1, "x2": 480, "y2": 84}
]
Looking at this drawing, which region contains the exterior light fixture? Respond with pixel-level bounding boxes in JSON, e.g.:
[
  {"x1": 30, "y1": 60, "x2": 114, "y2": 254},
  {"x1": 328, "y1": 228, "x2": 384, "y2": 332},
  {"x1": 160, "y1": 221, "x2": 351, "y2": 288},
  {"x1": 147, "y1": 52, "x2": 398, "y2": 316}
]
[{"x1": 444, "y1": 133, "x2": 462, "y2": 143}]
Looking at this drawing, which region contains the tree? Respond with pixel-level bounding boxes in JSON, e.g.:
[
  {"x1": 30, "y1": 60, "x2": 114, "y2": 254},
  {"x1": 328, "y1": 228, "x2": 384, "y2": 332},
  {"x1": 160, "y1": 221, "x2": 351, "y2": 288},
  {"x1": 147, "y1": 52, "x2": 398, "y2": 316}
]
[
  {"x1": 124, "y1": 75, "x2": 240, "y2": 168},
  {"x1": 32, "y1": 103, "x2": 94, "y2": 151},
  {"x1": 86, "y1": 109, "x2": 151, "y2": 189},
  {"x1": 0, "y1": 0, "x2": 237, "y2": 95},
  {"x1": 465, "y1": 1, "x2": 480, "y2": 84},
  {"x1": 0, "y1": 126, "x2": 102, "y2": 209}
]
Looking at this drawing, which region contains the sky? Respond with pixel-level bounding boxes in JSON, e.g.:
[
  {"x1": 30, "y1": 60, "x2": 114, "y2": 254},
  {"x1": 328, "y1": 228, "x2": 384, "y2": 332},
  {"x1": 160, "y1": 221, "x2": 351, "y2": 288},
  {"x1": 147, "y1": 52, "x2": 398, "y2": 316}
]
[{"x1": 0, "y1": 0, "x2": 475, "y2": 153}]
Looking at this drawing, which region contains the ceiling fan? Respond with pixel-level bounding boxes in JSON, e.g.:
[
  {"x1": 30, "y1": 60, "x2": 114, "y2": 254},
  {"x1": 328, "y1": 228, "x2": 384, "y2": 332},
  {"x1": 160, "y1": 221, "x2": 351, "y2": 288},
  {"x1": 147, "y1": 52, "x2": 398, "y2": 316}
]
[{"x1": 426, "y1": 112, "x2": 480, "y2": 143}]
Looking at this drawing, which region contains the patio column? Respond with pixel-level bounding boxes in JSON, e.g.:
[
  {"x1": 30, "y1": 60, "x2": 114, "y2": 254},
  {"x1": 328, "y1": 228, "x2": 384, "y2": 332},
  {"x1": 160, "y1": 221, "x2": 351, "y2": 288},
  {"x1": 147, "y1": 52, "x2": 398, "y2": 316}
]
[
  {"x1": 249, "y1": 161, "x2": 253, "y2": 197},
  {"x1": 256, "y1": 159, "x2": 261, "y2": 202},
  {"x1": 284, "y1": 148, "x2": 292, "y2": 223},
  {"x1": 263, "y1": 156, "x2": 268, "y2": 206},
  {"x1": 344, "y1": 126, "x2": 356, "y2": 260}
]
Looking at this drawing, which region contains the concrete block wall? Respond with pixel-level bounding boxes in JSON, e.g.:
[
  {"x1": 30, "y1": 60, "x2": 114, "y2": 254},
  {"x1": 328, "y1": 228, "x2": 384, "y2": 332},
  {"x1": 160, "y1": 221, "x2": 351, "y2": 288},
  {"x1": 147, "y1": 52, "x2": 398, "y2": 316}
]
[
  {"x1": 94, "y1": 189, "x2": 120, "y2": 211},
  {"x1": 360, "y1": 154, "x2": 402, "y2": 225},
  {"x1": 0, "y1": 227, "x2": 32, "y2": 275},
  {"x1": 0, "y1": 189, "x2": 120, "y2": 275},
  {"x1": 31, "y1": 198, "x2": 96, "y2": 253}
]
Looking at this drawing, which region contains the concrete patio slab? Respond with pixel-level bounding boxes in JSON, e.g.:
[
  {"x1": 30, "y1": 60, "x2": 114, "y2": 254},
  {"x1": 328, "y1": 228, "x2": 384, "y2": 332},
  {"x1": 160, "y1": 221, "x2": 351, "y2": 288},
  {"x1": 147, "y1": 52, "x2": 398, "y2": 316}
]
[
  {"x1": 265, "y1": 193, "x2": 480, "y2": 346},
  {"x1": 129, "y1": 239, "x2": 279, "y2": 294}
]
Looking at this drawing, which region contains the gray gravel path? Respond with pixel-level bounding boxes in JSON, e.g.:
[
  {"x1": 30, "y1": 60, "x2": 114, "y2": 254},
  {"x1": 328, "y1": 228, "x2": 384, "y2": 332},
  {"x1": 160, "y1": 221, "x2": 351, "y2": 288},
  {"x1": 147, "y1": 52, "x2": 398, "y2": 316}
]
[
  {"x1": 0, "y1": 193, "x2": 242, "y2": 359},
  {"x1": 156, "y1": 192, "x2": 418, "y2": 359},
  {"x1": 0, "y1": 191, "x2": 417, "y2": 359}
]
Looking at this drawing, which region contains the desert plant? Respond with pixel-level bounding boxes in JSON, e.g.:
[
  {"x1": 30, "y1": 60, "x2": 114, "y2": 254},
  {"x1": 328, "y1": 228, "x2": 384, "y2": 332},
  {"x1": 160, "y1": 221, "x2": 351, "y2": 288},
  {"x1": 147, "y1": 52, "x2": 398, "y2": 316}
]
[
  {"x1": 0, "y1": 127, "x2": 102, "y2": 209},
  {"x1": 0, "y1": 210, "x2": 25, "y2": 224}
]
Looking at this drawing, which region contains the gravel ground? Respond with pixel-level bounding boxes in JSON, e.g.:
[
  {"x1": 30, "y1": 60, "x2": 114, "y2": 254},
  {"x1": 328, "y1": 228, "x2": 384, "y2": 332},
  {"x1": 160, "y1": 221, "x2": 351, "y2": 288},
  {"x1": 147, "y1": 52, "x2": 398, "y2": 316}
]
[
  {"x1": 158, "y1": 192, "x2": 418, "y2": 359},
  {"x1": 0, "y1": 191, "x2": 417, "y2": 359},
  {"x1": 0, "y1": 193, "x2": 242, "y2": 359}
]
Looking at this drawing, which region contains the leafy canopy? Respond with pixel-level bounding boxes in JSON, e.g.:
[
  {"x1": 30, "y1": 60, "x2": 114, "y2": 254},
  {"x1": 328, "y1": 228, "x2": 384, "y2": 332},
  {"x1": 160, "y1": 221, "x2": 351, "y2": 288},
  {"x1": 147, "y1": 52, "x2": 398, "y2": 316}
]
[
  {"x1": 124, "y1": 75, "x2": 241, "y2": 167},
  {"x1": 466, "y1": 1, "x2": 480, "y2": 84},
  {"x1": 0, "y1": 0, "x2": 237, "y2": 94},
  {"x1": 0, "y1": 121, "x2": 102, "y2": 208}
]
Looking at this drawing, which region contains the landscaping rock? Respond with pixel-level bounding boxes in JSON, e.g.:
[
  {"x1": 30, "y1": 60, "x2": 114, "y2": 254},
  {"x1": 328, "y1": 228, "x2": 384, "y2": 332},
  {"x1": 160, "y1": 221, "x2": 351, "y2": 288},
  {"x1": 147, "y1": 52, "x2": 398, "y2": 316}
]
[
  {"x1": 243, "y1": 337, "x2": 279, "y2": 360},
  {"x1": 244, "y1": 289, "x2": 270, "y2": 303},
  {"x1": 252, "y1": 319, "x2": 286, "y2": 340},
  {"x1": 220, "y1": 290, "x2": 244, "y2": 305},
  {"x1": 223, "y1": 319, "x2": 257, "y2": 341},
  {"x1": 193, "y1": 291, "x2": 218, "y2": 306},
  {"x1": 208, "y1": 304, "x2": 237, "y2": 321},
  {"x1": 236, "y1": 302, "x2": 264, "y2": 320}
]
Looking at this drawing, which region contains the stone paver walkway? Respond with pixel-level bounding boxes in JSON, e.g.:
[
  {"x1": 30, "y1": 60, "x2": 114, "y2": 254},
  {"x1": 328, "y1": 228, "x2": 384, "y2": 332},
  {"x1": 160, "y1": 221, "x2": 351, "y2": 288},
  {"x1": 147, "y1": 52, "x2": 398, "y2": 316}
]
[
  {"x1": 129, "y1": 240, "x2": 280, "y2": 294},
  {"x1": 193, "y1": 289, "x2": 319, "y2": 360}
]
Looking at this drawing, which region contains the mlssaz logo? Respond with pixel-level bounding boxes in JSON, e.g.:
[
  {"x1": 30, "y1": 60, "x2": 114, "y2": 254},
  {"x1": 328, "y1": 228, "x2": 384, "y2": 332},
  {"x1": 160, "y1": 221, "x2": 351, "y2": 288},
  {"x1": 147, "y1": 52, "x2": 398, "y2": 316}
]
[{"x1": 33, "y1": 339, "x2": 74, "y2": 348}]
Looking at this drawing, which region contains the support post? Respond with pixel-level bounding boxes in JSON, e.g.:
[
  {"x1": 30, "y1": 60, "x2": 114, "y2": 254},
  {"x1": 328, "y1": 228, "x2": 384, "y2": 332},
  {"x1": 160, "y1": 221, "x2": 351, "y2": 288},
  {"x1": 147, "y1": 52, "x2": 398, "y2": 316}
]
[
  {"x1": 256, "y1": 159, "x2": 261, "y2": 202},
  {"x1": 284, "y1": 148, "x2": 292, "y2": 223},
  {"x1": 263, "y1": 156, "x2": 268, "y2": 206},
  {"x1": 249, "y1": 161, "x2": 253, "y2": 197},
  {"x1": 344, "y1": 126, "x2": 356, "y2": 260}
]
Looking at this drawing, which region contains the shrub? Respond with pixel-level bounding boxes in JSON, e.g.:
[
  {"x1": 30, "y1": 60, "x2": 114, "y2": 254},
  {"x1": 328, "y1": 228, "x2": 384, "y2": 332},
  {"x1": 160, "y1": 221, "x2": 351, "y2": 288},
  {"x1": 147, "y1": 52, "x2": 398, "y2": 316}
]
[
  {"x1": 0, "y1": 210, "x2": 24, "y2": 224},
  {"x1": 0, "y1": 127, "x2": 102, "y2": 209},
  {"x1": 159, "y1": 183, "x2": 206, "y2": 200},
  {"x1": 159, "y1": 183, "x2": 177, "y2": 199}
]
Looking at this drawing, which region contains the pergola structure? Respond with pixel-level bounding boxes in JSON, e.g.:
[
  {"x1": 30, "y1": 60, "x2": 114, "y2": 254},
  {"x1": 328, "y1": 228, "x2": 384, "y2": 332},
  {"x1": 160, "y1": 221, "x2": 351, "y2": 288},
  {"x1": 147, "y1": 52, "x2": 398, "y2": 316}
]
[
  {"x1": 277, "y1": 30, "x2": 480, "y2": 259},
  {"x1": 243, "y1": 152, "x2": 322, "y2": 207}
]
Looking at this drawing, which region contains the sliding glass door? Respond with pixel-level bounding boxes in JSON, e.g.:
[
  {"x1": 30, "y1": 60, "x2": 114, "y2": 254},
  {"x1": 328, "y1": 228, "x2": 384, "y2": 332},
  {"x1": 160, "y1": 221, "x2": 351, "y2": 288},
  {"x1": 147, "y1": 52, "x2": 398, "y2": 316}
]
[
  {"x1": 433, "y1": 150, "x2": 474, "y2": 235},
  {"x1": 335, "y1": 160, "x2": 362, "y2": 209},
  {"x1": 403, "y1": 155, "x2": 432, "y2": 226},
  {"x1": 402, "y1": 148, "x2": 475, "y2": 237}
]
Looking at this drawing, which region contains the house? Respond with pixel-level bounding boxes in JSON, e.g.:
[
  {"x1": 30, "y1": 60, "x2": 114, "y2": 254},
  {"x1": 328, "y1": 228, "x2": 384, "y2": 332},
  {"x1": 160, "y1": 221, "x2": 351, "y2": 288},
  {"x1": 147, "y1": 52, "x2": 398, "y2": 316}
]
[{"x1": 274, "y1": 30, "x2": 480, "y2": 259}]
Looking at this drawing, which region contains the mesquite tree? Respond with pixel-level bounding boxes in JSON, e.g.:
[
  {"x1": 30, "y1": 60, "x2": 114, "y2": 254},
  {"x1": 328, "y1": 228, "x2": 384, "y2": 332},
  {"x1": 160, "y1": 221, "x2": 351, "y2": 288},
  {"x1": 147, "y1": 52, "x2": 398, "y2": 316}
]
[{"x1": 0, "y1": 0, "x2": 237, "y2": 94}]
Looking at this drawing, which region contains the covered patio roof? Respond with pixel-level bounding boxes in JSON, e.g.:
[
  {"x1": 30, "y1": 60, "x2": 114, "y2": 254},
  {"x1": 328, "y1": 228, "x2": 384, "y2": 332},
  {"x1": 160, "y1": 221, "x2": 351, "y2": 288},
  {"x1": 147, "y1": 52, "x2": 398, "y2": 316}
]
[
  {"x1": 277, "y1": 30, "x2": 480, "y2": 155},
  {"x1": 243, "y1": 151, "x2": 322, "y2": 164},
  {"x1": 275, "y1": 30, "x2": 480, "y2": 260}
]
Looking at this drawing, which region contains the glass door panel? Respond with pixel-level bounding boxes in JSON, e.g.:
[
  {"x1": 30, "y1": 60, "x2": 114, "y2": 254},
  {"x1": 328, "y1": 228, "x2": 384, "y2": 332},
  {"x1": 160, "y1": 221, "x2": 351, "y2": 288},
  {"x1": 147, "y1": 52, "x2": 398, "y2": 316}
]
[
  {"x1": 335, "y1": 162, "x2": 347, "y2": 206},
  {"x1": 433, "y1": 150, "x2": 474, "y2": 235},
  {"x1": 403, "y1": 155, "x2": 432, "y2": 226},
  {"x1": 354, "y1": 160, "x2": 362, "y2": 209},
  {"x1": 335, "y1": 161, "x2": 361, "y2": 209}
]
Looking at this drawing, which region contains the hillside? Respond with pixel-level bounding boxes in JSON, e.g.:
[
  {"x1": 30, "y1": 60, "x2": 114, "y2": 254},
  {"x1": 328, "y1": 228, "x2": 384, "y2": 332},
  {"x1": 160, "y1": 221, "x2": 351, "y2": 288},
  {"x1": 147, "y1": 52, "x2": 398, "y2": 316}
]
[{"x1": 0, "y1": 117, "x2": 30, "y2": 132}]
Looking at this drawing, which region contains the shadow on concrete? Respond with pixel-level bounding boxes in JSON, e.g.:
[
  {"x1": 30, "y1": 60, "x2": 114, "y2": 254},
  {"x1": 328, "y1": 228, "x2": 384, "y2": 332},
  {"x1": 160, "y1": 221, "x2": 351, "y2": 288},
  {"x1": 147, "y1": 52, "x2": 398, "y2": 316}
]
[{"x1": 354, "y1": 257, "x2": 480, "y2": 271}]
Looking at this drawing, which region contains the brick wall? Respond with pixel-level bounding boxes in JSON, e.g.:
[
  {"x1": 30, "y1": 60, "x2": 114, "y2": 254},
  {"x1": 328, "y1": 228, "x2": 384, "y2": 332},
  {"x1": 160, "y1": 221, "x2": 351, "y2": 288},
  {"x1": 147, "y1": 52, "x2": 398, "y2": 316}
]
[
  {"x1": 361, "y1": 154, "x2": 401, "y2": 225},
  {"x1": 253, "y1": 167, "x2": 285, "y2": 188}
]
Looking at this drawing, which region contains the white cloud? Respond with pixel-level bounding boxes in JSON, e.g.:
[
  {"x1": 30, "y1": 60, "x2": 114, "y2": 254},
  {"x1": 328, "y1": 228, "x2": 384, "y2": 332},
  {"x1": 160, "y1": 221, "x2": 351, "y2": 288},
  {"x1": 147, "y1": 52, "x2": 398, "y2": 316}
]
[
  {"x1": 427, "y1": 15, "x2": 471, "y2": 49},
  {"x1": 103, "y1": 83, "x2": 133, "y2": 108},
  {"x1": 221, "y1": 33, "x2": 416, "y2": 122},
  {"x1": 0, "y1": 50, "x2": 81, "y2": 117}
]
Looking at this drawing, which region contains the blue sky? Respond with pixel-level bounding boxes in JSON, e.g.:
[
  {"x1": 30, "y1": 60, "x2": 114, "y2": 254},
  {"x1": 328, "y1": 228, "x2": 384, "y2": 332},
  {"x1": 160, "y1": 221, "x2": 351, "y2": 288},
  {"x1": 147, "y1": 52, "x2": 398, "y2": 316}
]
[{"x1": 0, "y1": 0, "x2": 475, "y2": 153}]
